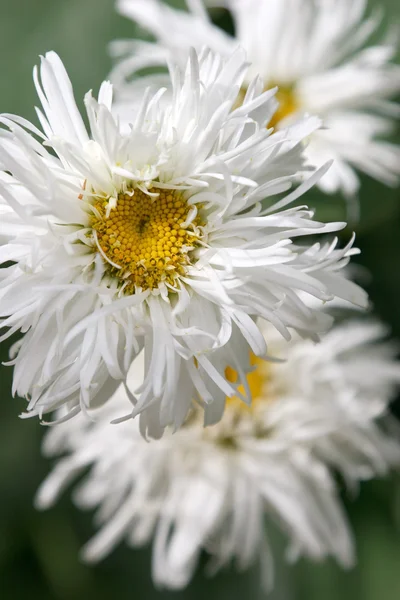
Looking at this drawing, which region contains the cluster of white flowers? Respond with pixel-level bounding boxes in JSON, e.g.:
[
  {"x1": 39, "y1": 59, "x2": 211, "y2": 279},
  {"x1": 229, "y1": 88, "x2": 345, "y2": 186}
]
[{"x1": 0, "y1": 0, "x2": 399, "y2": 593}]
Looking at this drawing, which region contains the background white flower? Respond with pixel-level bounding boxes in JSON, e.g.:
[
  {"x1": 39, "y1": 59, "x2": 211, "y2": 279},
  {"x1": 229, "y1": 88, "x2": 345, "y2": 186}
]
[
  {"x1": 112, "y1": 0, "x2": 400, "y2": 196},
  {"x1": 0, "y1": 49, "x2": 368, "y2": 433},
  {"x1": 36, "y1": 317, "x2": 400, "y2": 590}
]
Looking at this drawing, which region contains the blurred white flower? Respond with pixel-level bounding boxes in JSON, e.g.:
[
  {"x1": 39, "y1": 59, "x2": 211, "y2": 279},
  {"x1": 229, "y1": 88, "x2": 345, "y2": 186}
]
[
  {"x1": 0, "y1": 49, "x2": 367, "y2": 432},
  {"x1": 36, "y1": 318, "x2": 400, "y2": 590},
  {"x1": 113, "y1": 0, "x2": 400, "y2": 196}
]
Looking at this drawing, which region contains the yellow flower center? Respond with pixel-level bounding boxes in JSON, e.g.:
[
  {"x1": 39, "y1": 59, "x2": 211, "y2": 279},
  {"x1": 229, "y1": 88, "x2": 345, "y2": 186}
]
[
  {"x1": 235, "y1": 82, "x2": 299, "y2": 129},
  {"x1": 195, "y1": 354, "x2": 272, "y2": 448},
  {"x1": 182, "y1": 354, "x2": 272, "y2": 446},
  {"x1": 224, "y1": 353, "x2": 270, "y2": 412},
  {"x1": 91, "y1": 188, "x2": 203, "y2": 292},
  {"x1": 268, "y1": 83, "x2": 299, "y2": 129}
]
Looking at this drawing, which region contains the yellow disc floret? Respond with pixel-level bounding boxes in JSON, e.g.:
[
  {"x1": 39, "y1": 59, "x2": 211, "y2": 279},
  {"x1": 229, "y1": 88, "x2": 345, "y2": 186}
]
[
  {"x1": 182, "y1": 353, "x2": 273, "y2": 448},
  {"x1": 268, "y1": 83, "x2": 299, "y2": 129},
  {"x1": 195, "y1": 354, "x2": 273, "y2": 448},
  {"x1": 91, "y1": 188, "x2": 203, "y2": 292},
  {"x1": 224, "y1": 353, "x2": 270, "y2": 413},
  {"x1": 234, "y1": 82, "x2": 299, "y2": 129}
]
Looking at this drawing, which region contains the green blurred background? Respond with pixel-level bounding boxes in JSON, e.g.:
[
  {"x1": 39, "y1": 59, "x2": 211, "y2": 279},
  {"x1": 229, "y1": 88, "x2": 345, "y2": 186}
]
[{"x1": 0, "y1": 0, "x2": 399, "y2": 598}]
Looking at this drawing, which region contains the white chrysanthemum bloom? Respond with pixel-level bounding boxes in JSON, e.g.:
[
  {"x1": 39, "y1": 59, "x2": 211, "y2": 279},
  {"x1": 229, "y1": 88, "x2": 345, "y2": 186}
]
[
  {"x1": 0, "y1": 49, "x2": 367, "y2": 433},
  {"x1": 36, "y1": 318, "x2": 400, "y2": 590},
  {"x1": 113, "y1": 0, "x2": 400, "y2": 196}
]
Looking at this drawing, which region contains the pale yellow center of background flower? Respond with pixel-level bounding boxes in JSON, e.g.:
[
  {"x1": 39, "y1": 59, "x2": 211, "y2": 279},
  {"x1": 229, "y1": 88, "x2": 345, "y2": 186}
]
[
  {"x1": 91, "y1": 189, "x2": 203, "y2": 292},
  {"x1": 184, "y1": 354, "x2": 273, "y2": 445},
  {"x1": 225, "y1": 353, "x2": 271, "y2": 412},
  {"x1": 235, "y1": 82, "x2": 299, "y2": 129},
  {"x1": 268, "y1": 83, "x2": 299, "y2": 129},
  {"x1": 196, "y1": 355, "x2": 272, "y2": 447}
]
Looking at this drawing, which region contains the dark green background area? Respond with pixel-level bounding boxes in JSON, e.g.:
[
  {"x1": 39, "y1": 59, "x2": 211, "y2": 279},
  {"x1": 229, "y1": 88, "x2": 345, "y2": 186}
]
[{"x1": 0, "y1": 0, "x2": 399, "y2": 598}]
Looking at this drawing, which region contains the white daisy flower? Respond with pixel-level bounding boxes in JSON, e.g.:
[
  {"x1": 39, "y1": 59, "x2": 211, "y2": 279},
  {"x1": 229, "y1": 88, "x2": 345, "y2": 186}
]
[
  {"x1": 113, "y1": 0, "x2": 400, "y2": 196},
  {"x1": 36, "y1": 318, "x2": 400, "y2": 590},
  {"x1": 0, "y1": 49, "x2": 367, "y2": 433}
]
